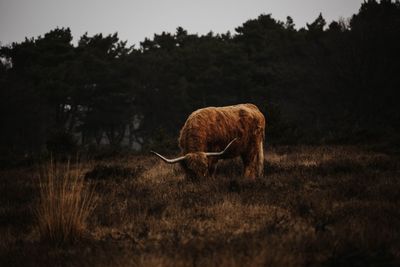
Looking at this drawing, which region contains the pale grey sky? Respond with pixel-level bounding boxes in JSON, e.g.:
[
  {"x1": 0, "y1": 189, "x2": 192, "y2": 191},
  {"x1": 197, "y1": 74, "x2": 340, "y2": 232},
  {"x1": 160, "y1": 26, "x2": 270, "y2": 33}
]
[{"x1": 0, "y1": 0, "x2": 364, "y2": 47}]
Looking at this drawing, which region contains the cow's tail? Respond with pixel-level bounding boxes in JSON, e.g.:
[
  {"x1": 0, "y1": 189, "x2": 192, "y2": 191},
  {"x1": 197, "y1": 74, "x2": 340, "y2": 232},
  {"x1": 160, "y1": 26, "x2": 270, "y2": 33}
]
[
  {"x1": 257, "y1": 140, "x2": 264, "y2": 177},
  {"x1": 257, "y1": 126, "x2": 265, "y2": 177}
]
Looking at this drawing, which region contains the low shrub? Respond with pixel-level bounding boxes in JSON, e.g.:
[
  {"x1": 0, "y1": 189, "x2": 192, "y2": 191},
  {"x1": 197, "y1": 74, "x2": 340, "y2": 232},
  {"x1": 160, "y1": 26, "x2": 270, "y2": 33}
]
[{"x1": 84, "y1": 164, "x2": 143, "y2": 180}]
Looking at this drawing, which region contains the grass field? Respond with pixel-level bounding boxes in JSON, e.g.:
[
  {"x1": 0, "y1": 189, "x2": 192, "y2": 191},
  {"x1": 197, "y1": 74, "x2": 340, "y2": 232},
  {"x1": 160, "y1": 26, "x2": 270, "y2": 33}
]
[{"x1": 1, "y1": 145, "x2": 399, "y2": 266}]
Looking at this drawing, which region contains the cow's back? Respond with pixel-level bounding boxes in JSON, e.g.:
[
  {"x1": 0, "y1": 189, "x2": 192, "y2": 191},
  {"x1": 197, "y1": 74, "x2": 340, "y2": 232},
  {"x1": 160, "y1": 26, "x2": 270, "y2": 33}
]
[{"x1": 178, "y1": 104, "x2": 265, "y2": 156}]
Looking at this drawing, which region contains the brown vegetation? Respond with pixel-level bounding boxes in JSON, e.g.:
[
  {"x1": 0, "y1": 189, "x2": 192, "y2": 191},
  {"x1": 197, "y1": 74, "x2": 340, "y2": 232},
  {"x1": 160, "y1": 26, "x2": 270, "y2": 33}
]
[
  {"x1": 36, "y1": 161, "x2": 97, "y2": 244},
  {"x1": 0, "y1": 146, "x2": 399, "y2": 266}
]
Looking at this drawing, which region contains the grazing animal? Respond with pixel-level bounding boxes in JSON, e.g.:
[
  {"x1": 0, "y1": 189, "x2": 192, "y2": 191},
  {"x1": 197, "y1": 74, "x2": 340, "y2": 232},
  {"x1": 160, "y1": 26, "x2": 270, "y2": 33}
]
[{"x1": 151, "y1": 103, "x2": 265, "y2": 180}]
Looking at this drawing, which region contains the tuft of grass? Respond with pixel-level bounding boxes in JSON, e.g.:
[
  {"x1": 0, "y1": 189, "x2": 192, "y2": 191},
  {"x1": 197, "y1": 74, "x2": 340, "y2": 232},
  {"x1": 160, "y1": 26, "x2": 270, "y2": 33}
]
[{"x1": 36, "y1": 160, "x2": 97, "y2": 244}]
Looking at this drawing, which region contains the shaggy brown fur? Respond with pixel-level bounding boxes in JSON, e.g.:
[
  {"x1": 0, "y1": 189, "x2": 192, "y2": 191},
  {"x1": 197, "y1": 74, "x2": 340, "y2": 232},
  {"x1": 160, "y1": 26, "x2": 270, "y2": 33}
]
[{"x1": 178, "y1": 103, "x2": 265, "y2": 179}]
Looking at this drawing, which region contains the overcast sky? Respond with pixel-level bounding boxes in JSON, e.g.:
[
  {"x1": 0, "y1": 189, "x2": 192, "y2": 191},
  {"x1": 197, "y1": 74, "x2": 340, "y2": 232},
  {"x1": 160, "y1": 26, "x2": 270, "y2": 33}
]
[{"x1": 0, "y1": 0, "x2": 364, "y2": 47}]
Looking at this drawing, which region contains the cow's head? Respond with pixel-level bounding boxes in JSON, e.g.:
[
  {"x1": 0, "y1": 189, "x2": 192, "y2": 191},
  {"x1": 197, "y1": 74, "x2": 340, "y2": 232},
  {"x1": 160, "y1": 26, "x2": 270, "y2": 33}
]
[{"x1": 151, "y1": 138, "x2": 237, "y2": 179}]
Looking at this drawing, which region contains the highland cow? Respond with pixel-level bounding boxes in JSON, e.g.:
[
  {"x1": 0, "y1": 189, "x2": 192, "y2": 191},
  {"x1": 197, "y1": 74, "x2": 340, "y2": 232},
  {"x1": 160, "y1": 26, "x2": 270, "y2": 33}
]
[{"x1": 151, "y1": 103, "x2": 265, "y2": 180}]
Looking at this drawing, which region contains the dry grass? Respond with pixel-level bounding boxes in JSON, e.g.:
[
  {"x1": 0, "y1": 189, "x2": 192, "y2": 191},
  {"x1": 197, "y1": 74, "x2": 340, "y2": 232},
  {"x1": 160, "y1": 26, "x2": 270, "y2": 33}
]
[
  {"x1": 0, "y1": 145, "x2": 399, "y2": 266},
  {"x1": 37, "y1": 161, "x2": 97, "y2": 244}
]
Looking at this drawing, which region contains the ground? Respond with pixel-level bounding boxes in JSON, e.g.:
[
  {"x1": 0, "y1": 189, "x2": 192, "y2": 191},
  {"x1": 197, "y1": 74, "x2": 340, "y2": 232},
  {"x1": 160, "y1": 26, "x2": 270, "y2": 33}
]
[{"x1": 1, "y1": 145, "x2": 399, "y2": 266}]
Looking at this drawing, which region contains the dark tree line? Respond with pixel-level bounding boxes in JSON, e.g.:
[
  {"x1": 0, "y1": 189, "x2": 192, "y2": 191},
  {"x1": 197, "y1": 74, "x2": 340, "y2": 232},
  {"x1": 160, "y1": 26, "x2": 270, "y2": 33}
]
[{"x1": 0, "y1": 0, "x2": 399, "y2": 161}]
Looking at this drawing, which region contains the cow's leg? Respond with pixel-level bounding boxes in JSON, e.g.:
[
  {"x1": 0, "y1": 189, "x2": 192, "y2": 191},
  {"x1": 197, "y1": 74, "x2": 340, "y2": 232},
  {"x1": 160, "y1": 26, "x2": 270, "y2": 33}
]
[
  {"x1": 241, "y1": 153, "x2": 258, "y2": 180},
  {"x1": 208, "y1": 158, "x2": 218, "y2": 177}
]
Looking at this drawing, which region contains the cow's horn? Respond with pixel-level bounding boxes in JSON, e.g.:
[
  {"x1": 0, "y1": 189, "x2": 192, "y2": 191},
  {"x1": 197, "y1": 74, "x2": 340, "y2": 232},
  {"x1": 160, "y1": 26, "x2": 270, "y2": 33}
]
[
  {"x1": 151, "y1": 151, "x2": 187, "y2": 163},
  {"x1": 204, "y1": 138, "x2": 238, "y2": 157}
]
